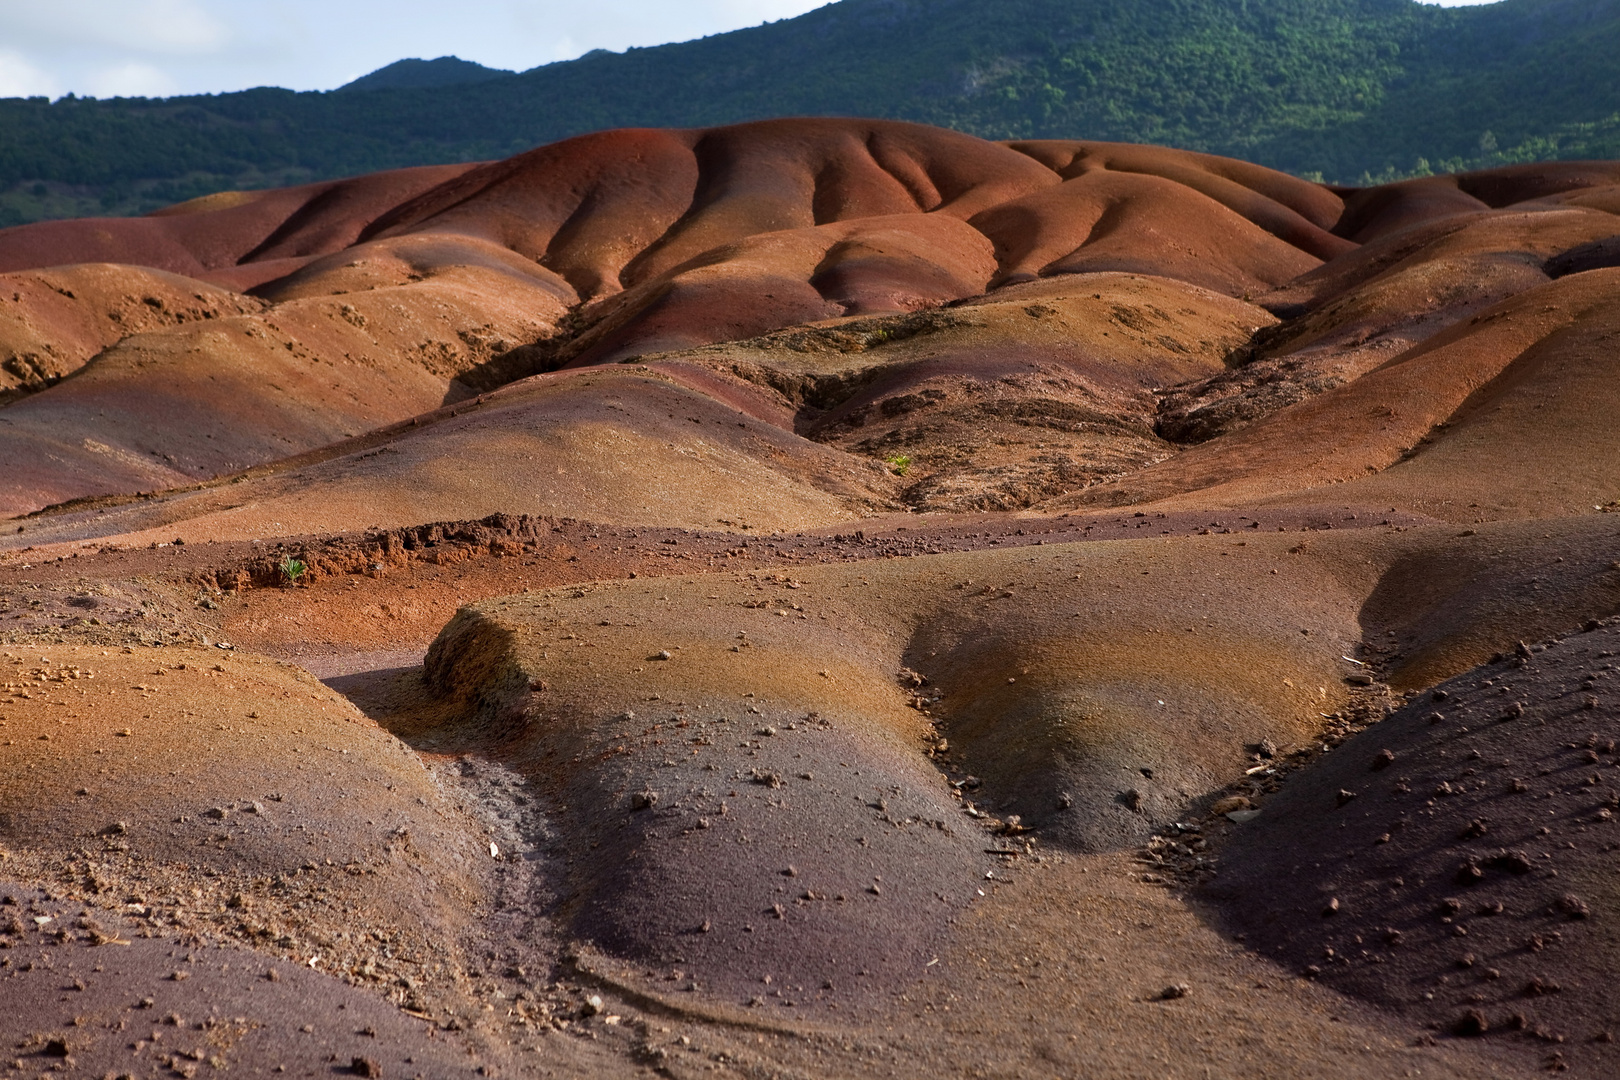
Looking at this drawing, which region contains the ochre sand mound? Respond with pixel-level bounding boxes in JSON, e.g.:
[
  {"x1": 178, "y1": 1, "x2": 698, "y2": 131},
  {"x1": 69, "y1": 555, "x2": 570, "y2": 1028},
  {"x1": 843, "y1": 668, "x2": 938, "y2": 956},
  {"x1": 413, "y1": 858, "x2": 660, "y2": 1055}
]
[
  {"x1": 0, "y1": 645, "x2": 492, "y2": 1003},
  {"x1": 0, "y1": 263, "x2": 259, "y2": 404},
  {"x1": 0, "y1": 235, "x2": 571, "y2": 517},
  {"x1": 6, "y1": 121, "x2": 1620, "y2": 1077},
  {"x1": 6, "y1": 507, "x2": 1617, "y2": 1076}
]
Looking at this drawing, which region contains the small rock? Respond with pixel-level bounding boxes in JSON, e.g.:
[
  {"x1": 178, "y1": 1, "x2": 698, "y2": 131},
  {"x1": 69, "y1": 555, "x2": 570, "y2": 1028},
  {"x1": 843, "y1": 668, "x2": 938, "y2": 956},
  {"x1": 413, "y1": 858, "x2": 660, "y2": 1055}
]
[
  {"x1": 1371, "y1": 749, "x2": 1396, "y2": 771},
  {"x1": 1322, "y1": 897, "x2": 1340, "y2": 917},
  {"x1": 649, "y1": 650, "x2": 672, "y2": 661},
  {"x1": 1455, "y1": 1010, "x2": 1489, "y2": 1037},
  {"x1": 351, "y1": 1058, "x2": 381, "y2": 1078},
  {"x1": 1557, "y1": 894, "x2": 1591, "y2": 919},
  {"x1": 1226, "y1": 809, "x2": 1262, "y2": 824},
  {"x1": 1345, "y1": 673, "x2": 1375, "y2": 687},
  {"x1": 1158, "y1": 983, "x2": 1190, "y2": 1000},
  {"x1": 1211, "y1": 795, "x2": 1252, "y2": 816},
  {"x1": 630, "y1": 790, "x2": 659, "y2": 811},
  {"x1": 1335, "y1": 789, "x2": 1357, "y2": 808},
  {"x1": 1122, "y1": 789, "x2": 1143, "y2": 812},
  {"x1": 583, "y1": 994, "x2": 605, "y2": 1016}
]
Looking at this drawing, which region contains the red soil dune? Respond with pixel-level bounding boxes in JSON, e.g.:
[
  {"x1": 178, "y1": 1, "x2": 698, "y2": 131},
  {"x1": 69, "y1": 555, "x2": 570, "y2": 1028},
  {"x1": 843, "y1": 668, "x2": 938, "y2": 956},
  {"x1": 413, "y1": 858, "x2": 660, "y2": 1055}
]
[
  {"x1": 0, "y1": 119, "x2": 1359, "y2": 518},
  {"x1": 0, "y1": 164, "x2": 479, "y2": 285},
  {"x1": 0, "y1": 263, "x2": 259, "y2": 403}
]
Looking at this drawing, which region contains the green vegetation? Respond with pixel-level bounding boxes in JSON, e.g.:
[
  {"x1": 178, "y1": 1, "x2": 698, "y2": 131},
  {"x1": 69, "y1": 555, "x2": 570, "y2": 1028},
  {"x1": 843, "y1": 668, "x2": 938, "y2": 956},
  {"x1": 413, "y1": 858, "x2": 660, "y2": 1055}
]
[
  {"x1": 886, "y1": 454, "x2": 914, "y2": 477},
  {"x1": 278, "y1": 556, "x2": 307, "y2": 585},
  {"x1": 4, "y1": 0, "x2": 1620, "y2": 226}
]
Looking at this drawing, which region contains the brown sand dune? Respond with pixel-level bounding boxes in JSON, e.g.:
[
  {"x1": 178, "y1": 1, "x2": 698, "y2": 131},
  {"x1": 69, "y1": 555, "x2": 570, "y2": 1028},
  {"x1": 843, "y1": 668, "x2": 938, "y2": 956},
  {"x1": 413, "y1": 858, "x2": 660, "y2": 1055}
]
[
  {"x1": 766, "y1": 273, "x2": 1270, "y2": 510},
  {"x1": 8, "y1": 125, "x2": 1620, "y2": 1078},
  {"x1": 1211, "y1": 617, "x2": 1620, "y2": 1075},
  {"x1": 9, "y1": 505, "x2": 1614, "y2": 1077},
  {"x1": 1263, "y1": 204, "x2": 1619, "y2": 321},
  {"x1": 1010, "y1": 140, "x2": 1354, "y2": 260},
  {"x1": 0, "y1": 884, "x2": 565, "y2": 1080},
  {"x1": 359, "y1": 121, "x2": 1058, "y2": 298},
  {"x1": 0, "y1": 646, "x2": 490, "y2": 1005},
  {"x1": 967, "y1": 167, "x2": 1323, "y2": 295},
  {"x1": 1055, "y1": 268, "x2": 1620, "y2": 520},
  {"x1": 0, "y1": 272, "x2": 1267, "y2": 541},
  {"x1": 0, "y1": 240, "x2": 571, "y2": 517},
  {"x1": 553, "y1": 211, "x2": 999, "y2": 365},
  {"x1": 1329, "y1": 162, "x2": 1620, "y2": 244},
  {"x1": 0, "y1": 164, "x2": 480, "y2": 285},
  {"x1": 0, "y1": 263, "x2": 259, "y2": 404},
  {"x1": 3, "y1": 363, "x2": 897, "y2": 546},
  {"x1": 1154, "y1": 206, "x2": 1619, "y2": 444},
  {"x1": 403, "y1": 516, "x2": 1619, "y2": 999},
  {"x1": 0, "y1": 120, "x2": 1373, "y2": 521}
]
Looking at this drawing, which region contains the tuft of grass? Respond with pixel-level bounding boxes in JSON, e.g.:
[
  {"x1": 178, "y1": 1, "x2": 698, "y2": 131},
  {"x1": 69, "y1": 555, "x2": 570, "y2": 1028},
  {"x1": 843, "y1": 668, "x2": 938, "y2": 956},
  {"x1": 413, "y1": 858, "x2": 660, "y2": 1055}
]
[
  {"x1": 885, "y1": 454, "x2": 913, "y2": 477},
  {"x1": 278, "y1": 556, "x2": 307, "y2": 585}
]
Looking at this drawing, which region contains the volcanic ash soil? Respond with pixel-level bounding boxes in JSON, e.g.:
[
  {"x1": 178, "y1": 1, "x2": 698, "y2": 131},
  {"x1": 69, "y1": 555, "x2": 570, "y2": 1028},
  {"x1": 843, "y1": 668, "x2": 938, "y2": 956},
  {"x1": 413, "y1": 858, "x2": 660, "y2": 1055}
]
[{"x1": 4, "y1": 118, "x2": 1620, "y2": 1077}]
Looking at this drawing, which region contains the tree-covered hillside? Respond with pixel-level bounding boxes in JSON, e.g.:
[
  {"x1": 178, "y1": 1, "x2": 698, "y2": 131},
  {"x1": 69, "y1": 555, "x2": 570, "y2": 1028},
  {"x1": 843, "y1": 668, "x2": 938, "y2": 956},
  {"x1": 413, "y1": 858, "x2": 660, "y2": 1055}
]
[{"x1": 3, "y1": 0, "x2": 1619, "y2": 226}]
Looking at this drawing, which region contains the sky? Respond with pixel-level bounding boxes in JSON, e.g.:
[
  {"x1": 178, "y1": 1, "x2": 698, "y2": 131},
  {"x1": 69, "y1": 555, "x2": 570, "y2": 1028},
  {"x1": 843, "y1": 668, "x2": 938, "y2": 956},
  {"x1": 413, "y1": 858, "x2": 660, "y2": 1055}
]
[{"x1": 0, "y1": 0, "x2": 1504, "y2": 101}]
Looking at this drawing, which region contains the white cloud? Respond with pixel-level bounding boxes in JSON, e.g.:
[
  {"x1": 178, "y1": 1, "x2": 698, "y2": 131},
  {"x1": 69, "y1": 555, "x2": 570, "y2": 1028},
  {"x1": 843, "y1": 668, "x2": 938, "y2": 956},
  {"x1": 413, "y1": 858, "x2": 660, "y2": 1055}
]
[
  {"x1": 0, "y1": 49, "x2": 60, "y2": 98},
  {"x1": 0, "y1": 0, "x2": 231, "y2": 55},
  {"x1": 86, "y1": 61, "x2": 181, "y2": 99}
]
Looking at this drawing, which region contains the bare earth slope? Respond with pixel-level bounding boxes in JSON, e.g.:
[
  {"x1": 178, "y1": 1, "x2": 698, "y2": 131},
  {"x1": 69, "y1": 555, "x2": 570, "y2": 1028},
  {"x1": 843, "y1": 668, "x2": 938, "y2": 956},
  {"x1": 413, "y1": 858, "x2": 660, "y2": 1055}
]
[{"x1": 3, "y1": 120, "x2": 1620, "y2": 1077}]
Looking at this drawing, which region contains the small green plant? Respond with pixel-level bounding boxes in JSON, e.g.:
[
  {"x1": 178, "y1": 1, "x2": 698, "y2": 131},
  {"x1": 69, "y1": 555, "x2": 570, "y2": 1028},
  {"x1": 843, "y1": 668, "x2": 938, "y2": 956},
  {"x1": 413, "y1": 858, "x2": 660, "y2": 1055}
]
[
  {"x1": 885, "y1": 454, "x2": 913, "y2": 477},
  {"x1": 278, "y1": 556, "x2": 307, "y2": 585}
]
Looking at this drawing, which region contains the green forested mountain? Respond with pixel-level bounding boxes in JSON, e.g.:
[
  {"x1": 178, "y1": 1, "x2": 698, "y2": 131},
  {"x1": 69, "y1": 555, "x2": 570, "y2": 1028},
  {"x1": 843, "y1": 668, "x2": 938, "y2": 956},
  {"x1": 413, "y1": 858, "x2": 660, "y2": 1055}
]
[{"x1": 3, "y1": 0, "x2": 1619, "y2": 226}]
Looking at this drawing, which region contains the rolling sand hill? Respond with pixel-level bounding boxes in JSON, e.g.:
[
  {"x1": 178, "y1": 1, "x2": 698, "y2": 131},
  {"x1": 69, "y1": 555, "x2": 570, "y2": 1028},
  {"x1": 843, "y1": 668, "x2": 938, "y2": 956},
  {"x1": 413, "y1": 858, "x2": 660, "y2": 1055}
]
[{"x1": 3, "y1": 118, "x2": 1620, "y2": 1078}]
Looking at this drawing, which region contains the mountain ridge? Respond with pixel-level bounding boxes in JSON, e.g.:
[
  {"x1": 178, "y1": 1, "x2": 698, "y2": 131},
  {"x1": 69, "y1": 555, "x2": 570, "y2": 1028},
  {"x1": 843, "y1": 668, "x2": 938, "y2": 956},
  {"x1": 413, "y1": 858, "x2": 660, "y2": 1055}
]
[{"x1": 337, "y1": 56, "x2": 516, "y2": 93}]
